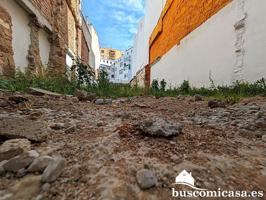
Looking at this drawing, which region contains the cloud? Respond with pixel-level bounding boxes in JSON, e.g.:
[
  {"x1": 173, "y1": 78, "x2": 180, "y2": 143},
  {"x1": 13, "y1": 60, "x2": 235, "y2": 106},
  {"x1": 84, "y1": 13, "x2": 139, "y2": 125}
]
[{"x1": 82, "y1": 0, "x2": 144, "y2": 50}]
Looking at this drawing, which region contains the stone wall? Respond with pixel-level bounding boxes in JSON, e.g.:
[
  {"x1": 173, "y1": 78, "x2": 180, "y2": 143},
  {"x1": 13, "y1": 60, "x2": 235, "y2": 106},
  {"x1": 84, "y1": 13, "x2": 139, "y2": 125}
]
[{"x1": 0, "y1": 6, "x2": 15, "y2": 77}]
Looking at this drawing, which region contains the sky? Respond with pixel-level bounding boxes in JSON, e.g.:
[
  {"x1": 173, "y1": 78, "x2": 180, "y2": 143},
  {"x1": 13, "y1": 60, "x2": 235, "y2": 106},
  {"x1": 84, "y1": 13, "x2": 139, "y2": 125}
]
[{"x1": 81, "y1": 0, "x2": 145, "y2": 51}]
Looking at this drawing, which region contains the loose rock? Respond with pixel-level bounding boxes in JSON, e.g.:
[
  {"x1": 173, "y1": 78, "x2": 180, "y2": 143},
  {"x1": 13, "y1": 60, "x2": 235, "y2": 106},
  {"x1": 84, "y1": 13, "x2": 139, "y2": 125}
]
[
  {"x1": 208, "y1": 99, "x2": 226, "y2": 108},
  {"x1": 74, "y1": 90, "x2": 96, "y2": 101},
  {"x1": 28, "y1": 156, "x2": 54, "y2": 173},
  {"x1": 0, "y1": 139, "x2": 31, "y2": 162},
  {"x1": 41, "y1": 183, "x2": 51, "y2": 192},
  {"x1": 136, "y1": 169, "x2": 157, "y2": 190},
  {"x1": 194, "y1": 94, "x2": 203, "y2": 101},
  {"x1": 139, "y1": 117, "x2": 183, "y2": 137},
  {"x1": 42, "y1": 156, "x2": 66, "y2": 183},
  {"x1": 49, "y1": 123, "x2": 65, "y2": 130},
  {"x1": 262, "y1": 135, "x2": 266, "y2": 142},
  {"x1": 95, "y1": 99, "x2": 112, "y2": 105},
  {"x1": 3, "y1": 150, "x2": 39, "y2": 172}
]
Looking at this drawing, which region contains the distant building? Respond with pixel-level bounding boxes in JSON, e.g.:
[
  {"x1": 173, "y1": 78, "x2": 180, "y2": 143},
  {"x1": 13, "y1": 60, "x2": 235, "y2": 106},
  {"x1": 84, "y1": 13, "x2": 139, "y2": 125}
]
[
  {"x1": 99, "y1": 58, "x2": 116, "y2": 81},
  {"x1": 87, "y1": 23, "x2": 100, "y2": 71},
  {"x1": 116, "y1": 47, "x2": 133, "y2": 83},
  {"x1": 98, "y1": 48, "x2": 133, "y2": 84},
  {"x1": 100, "y1": 48, "x2": 122, "y2": 60},
  {"x1": 131, "y1": 0, "x2": 166, "y2": 87}
]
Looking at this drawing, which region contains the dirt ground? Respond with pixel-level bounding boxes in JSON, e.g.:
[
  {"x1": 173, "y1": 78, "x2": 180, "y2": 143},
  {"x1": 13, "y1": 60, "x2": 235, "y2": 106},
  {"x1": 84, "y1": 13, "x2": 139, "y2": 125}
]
[{"x1": 0, "y1": 90, "x2": 265, "y2": 200}]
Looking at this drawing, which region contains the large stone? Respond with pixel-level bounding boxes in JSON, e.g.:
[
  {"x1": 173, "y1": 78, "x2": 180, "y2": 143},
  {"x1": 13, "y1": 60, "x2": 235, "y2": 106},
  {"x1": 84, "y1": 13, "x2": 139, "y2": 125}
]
[
  {"x1": 0, "y1": 115, "x2": 48, "y2": 142},
  {"x1": 208, "y1": 99, "x2": 226, "y2": 108},
  {"x1": 0, "y1": 139, "x2": 31, "y2": 162},
  {"x1": 10, "y1": 175, "x2": 42, "y2": 200},
  {"x1": 42, "y1": 156, "x2": 66, "y2": 183},
  {"x1": 136, "y1": 169, "x2": 157, "y2": 190},
  {"x1": 194, "y1": 94, "x2": 203, "y2": 101},
  {"x1": 3, "y1": 150, "x2": 39, "y2": 172},
  {"x1": 139, "y1": 117, "x2": 183, "y2": 137},
  {"x1": 28, "y1": 156, "x2": 54, "y2": 173}
]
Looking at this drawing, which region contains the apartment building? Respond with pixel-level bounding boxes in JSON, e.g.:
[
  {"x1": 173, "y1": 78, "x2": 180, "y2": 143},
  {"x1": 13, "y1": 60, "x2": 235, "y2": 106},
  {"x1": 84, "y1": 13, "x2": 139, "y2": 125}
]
[
  {"x1": 100, "y1": 48, "x2": 122, "y2": 61},
  {"x1": 131, "y1": 0, "x2": 166, "y2": 87}
]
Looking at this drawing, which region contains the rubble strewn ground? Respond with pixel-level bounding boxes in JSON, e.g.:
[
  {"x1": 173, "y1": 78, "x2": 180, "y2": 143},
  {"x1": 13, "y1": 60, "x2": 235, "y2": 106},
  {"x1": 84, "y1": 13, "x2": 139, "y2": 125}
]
[{"x1": 0, "y1": 90, "x2": 265, "y2": 200}]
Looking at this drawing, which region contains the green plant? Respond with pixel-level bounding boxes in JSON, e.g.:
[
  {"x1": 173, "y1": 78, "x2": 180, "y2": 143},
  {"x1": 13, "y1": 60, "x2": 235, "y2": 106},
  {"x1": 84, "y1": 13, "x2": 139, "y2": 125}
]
[
  {"x1": 74, "y1": 59, "x2": 95, "y2": 88},
  {"x1": 97, "y1": 69, "x2": 110, "y2": 89},
  {"x1": 151, "y1": 79, "x2": 159, "y2": 91},
  {"x1": 160, "y1": 79, "x2": 167, "y2": 91},
  {"x1": 179, "y1": 80, "x2": 190, "y2": 94}
]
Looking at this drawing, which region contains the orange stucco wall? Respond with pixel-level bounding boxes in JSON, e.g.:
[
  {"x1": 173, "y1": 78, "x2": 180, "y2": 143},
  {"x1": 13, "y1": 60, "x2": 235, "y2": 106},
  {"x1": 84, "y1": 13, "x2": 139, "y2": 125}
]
[{"x1": 149, "y1": 0, "x2": 232, "y2": 64}]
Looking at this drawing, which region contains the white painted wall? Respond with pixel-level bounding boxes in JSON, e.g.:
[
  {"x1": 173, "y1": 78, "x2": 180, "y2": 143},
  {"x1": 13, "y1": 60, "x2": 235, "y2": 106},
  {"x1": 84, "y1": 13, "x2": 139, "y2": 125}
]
[
  {"x1": 132, "y1": 0, "x2": 166, "y2": 77},
  {"x1": 243, "y1": 0, "x2": 266, "y2": 82},
  {"x1": 151, "y1": 0, "x2": 266, "y2": 88},
  {"x1": 89, "y1": 24, "x2": 100, "y2": 70},
  {"x1": 0, "y1": 0, "x2": 31, "y2": 72},
  {"x1": 39, "y1": 29, "x2": 50, "y2": 68}
]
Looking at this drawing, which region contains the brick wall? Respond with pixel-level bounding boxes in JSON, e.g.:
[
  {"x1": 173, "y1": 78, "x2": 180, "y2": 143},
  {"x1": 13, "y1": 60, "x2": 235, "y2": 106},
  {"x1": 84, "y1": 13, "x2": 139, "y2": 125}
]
[
  {"x1": 30, "y1": 0, "x2": 53, "y2": 23},
  {"x1": 149, "y1": 0, "x2": 232, "y2": 64},
  {"x1": 81, "y1": 32, "x2": 89, "y2": 64}
]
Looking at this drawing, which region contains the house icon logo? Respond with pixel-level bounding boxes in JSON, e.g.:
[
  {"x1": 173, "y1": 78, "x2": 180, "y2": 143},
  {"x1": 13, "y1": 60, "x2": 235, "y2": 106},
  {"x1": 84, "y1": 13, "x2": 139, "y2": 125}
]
[{"x1": 174, "y1": 170, "x2": 207, "y2": 191}]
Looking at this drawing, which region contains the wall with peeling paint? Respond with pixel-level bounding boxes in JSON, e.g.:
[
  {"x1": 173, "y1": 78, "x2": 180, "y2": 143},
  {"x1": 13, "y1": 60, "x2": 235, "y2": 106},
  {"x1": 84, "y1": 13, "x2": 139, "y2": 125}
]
[
  {"x1": 0, "y1": 0, "x2": 31, "y2": 72},
  {"x1": 151, "y1": 0, "x2": 266, "y2": 87}
]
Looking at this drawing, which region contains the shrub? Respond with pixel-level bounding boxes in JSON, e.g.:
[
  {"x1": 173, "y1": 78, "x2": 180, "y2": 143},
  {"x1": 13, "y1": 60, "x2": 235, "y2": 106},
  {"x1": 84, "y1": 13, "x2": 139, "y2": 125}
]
[
  {"x1": 151, "y1": 80, "x2": 159, "y2": 91},
  {"x1": 160, "y1": 79, "x2": 167, "y2": 91}
]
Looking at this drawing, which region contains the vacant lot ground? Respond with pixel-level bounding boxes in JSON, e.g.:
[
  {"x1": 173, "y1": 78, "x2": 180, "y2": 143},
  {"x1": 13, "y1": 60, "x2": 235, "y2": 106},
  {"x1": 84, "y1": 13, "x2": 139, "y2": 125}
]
[{"x1": 0, "y1": 90, "x2": 265, "y2": 200}]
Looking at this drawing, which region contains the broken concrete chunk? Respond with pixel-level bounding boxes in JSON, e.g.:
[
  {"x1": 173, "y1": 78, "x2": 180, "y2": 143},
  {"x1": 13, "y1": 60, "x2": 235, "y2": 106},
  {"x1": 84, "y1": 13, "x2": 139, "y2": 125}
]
[
  {"x1": 42, "y1": 156, "x2": 66, "y2": 183},
  {"x1": 136, "y1": 169, "x2": 157, "y2": 190},
  {"x1": 28, "y1": 156, "x2": 54, "y2": 173},
  {"x1": 3, "y1": 150, "x2": 39, "y2": 172},
  {"x1": 139, "y1": 117, "x2": 183, "y2": 137},
  {"x1": 28, "y1": 87, "x2": 62, "y2": 97},
  {"x1": 0, "y1": 139, "x2": 31, "y2": 162},
  {"x1": 95, "y1": 99, "x2": 112, "y2": 105},
  {"x1": 0, "y1": 116, "x2": 48, "y2": 142}
]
